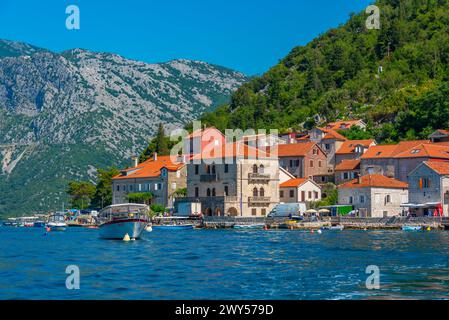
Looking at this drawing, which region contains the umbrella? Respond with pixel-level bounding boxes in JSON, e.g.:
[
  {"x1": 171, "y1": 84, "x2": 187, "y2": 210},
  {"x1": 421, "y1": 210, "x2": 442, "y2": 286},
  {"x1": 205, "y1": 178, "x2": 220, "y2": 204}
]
[
  {"x1": 318, "y1": 209, "x2": 330, "y2": 213},
  {"x1": 305, "y1": 209, "x2": 318, "y2": 214}
]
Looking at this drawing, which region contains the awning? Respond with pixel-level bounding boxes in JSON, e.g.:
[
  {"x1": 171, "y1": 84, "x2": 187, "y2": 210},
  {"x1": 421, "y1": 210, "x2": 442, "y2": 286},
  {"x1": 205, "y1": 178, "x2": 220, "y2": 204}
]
[{"x1": 401, "y1": 202, "x2": 441, "y2": 208}]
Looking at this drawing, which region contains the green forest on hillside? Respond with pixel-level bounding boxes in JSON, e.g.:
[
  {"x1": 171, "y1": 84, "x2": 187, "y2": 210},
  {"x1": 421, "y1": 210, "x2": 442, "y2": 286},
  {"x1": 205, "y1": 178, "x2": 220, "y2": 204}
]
[{"x1": 199, "y1": 0, "x2": 449, "y2": 143}]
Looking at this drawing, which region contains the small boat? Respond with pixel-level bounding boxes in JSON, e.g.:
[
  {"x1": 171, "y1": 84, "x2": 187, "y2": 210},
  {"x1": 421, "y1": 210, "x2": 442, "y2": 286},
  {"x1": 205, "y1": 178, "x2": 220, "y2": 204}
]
[
  {"x1": 33, "y1": 221, "x2": 46, "y2": 228},
  {"x1": 47, "y1": 212, "x2": 68, "y2": 231},
  {"x1": 402, "y1": 225, "x2": 422, "y2": 231},
  {"x1": 322, "y1": 225, "x2": 345, "y2": 231},
  {"x1": 98, "y1": 204, "x2": 150, "y2": 239},
  {"x1": 152, "y1": 224, "x2": 194, "y2": 230},
  {"x1": 233, "y1": 224, "x2": 265, "y2": 230}
]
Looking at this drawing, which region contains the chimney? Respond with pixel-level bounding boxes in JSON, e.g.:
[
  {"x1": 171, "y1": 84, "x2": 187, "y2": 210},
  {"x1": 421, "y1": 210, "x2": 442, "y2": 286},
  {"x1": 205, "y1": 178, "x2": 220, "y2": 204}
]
[
  {"x1": 153, "y1": 152, "x2": 158, "y2": 161},
  {"x1": 131, "y1": 156, "x2": 138, "y2": 168}
]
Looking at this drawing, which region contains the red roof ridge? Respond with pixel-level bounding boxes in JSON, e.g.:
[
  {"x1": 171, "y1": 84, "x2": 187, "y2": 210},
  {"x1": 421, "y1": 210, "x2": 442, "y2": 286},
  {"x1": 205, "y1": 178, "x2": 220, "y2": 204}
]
[{"x1": 338, "y1": 174, "x2": 408, "y2": 189}]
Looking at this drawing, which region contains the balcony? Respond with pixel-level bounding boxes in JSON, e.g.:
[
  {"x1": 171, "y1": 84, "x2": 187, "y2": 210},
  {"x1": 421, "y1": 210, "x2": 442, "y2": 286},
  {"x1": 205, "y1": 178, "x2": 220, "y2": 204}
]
[
  {"x1": 248, "y1": 173, "x2": 271, "y2": 183},
  {"x1": 200, "y1": 174, "x2": 217, "y2": 182},
  {"x1": 248, "y1": 196, "x2": 271, "y2": 207}
]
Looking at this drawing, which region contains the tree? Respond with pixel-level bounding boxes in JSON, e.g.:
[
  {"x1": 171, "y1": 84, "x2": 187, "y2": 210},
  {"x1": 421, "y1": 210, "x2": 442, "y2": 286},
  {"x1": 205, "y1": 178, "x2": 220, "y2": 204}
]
[
  {"x1": 150, "y1": 204, "x2": 167, "y2": 215},
  {"x1": 126, "y1": 192, "x2": 153, "y2": 205},
  {"x1": 91, "y1": 167, "x2": 120, "y2": 208},
  {"x1": 139, "y1": 123, "x2": 175, "y2": 162},
  {"x1": 66, "y1": 181, "x2": 96, "y2": 210}
]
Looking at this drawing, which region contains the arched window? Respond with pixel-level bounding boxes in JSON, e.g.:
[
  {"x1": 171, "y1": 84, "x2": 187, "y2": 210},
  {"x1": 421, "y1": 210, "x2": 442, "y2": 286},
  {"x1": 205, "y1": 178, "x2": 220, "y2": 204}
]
[
  {"x1": 253, "y1": 164, "x2": 258, "y2": 174},
  {"x1": 207, "y1": 188, "x2": 211, "y2": 197},
  {"x1": 253, "y1": 187, "x2": 258, "y2": 197},
  {"x1": 212, "y1": 165, "x2": 216, "y2": 174},
  {"x1": 206, "y1": 165, "x2": 211, "y2": 174},
  {"x1": 259, "y1": 164, "x2": 265, "y2": 174},
  {"x1": 259, "y1": 188, "x2": 265, "y2": 197},
  {"x1": 212, "y1": 188, "x2": 216, "y2": 197}
]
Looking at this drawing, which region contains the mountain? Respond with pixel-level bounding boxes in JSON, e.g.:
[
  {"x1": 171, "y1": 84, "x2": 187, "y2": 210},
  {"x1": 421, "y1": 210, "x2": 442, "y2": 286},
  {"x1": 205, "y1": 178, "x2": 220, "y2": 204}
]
[
  {"x1": 200, "y1": 0, "x2": 449, "y2": 142},
  {"x1": 0, "y1": 40, "x2": 248, "y2": 216}
]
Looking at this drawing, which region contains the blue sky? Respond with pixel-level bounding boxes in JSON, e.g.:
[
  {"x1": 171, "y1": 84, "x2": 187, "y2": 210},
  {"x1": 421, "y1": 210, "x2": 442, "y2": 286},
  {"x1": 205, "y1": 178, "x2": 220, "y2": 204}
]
[{"x1": 0, "y1": 0, "x2": 373, "y2": 75}]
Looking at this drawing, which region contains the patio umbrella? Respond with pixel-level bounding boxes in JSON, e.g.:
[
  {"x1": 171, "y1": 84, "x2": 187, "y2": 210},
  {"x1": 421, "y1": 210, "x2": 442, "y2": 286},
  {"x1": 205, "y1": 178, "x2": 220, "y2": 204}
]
[
  {"x1": 318, "y1": 209, "x2": 330, "y2": 214},
  {"x1": 305, "y1": 209, "x2": 318, "y2": 214}
]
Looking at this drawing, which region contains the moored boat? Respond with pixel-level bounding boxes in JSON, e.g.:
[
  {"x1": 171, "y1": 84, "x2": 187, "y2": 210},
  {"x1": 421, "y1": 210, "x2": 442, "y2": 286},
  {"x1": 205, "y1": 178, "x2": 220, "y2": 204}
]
[
  {"x1": 233, "y1": 224, "x2": 265, "y2": 230},
  {"x1": 402, "y1": 225, "x2": 422, "y2": 231},
  {"x1": 47, "y1": 212, "x2": 68, "y2": 231},
  {"x1": 98, "y1": 204, "x2": 150, "y2": 240},
  {"x1": 322, "y1": 225, "x2": 345, "y2": 231},
  {"x1": 152, "y1": 224, "x2": 194, "y2": 230}
]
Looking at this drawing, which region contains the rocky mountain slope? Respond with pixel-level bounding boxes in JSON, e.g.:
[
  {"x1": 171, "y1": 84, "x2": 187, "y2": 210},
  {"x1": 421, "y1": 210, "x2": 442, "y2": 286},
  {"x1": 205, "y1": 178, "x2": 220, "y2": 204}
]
[{"x1": 0, "y1": 39, "x2": 248, "y2": 216}]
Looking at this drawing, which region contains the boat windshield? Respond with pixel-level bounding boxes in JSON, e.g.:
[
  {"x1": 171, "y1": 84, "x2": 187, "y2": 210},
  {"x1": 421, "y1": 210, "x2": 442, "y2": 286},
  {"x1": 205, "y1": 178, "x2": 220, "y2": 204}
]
[{"x1": 99, "y1": 204, "x2": 150, "y2": 220}]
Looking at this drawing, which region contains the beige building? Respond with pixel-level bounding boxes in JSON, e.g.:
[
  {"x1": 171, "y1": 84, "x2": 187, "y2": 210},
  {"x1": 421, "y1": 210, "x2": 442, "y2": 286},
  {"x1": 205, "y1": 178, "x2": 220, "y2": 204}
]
[
  {"x1": 112, "y1": 154, "x2": 187, "y2": 209},
  {"x1": 280, "y1": 178, "x2": 322, "y2": 203},
  {"x1": 176, "y1": 142, "x2": 280, "y2": 217},
  {"x1": 338, "y1": 174, "x2": 408, "y2": 217},
  {"x1": 335, "y1": 159, "x2": 361, "y2": 185},
  {"x1": 309, "y1": 127, "x2": 347, "y2": 170}
]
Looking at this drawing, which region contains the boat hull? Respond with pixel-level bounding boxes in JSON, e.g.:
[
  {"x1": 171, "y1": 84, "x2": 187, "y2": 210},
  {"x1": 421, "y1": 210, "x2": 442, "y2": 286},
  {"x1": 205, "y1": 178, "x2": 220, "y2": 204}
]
[
  {"x1": 99, "y1": 219, "x2": 148, "y2": 239},
  {"x1": 402, "y1": 226, "x2": 422, "y2": 231},
  {"x1": 233, "y1": 224, "x2": 265, "y2": 230},
  {"x1": 152, "y1": 224, "x2": 194, "y2": 230},
  {"x1": 47, "y1": 222, "x2": 67, "y2": 231}
]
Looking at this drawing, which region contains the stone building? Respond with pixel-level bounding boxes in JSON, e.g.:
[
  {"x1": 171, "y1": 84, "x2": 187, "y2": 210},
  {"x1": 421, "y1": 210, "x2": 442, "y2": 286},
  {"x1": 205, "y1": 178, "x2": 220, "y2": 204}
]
[
  {"x1": 279, "y1": 178, "x2": 322, "y2": 203},
  {"x1": 277, "y1": 142, "x2": 329, "y2": 179},
  {"x1": 325, "y1": 119, "x2": 366, "y2": 131},
  {"x1": 309, "y1": 127, "x2": 347, "y2": 171},
  {"x1": 335, "y1": 139, "x2": 376, "y2": 165},
  {"x1": 112, "y1": 154, "x2": 187, "y2": 209},
  {"x1": 335, "y1": 159, "x2": 361, "y2": 185},
  {"x1": 405, "y1": 161, "x2": 449, "y2": 217},
  {"x1": 338, "y1": 174, "x2": 409, "y2": 217},
  {"x1": 177, "y1": 142, "x2": 280, "y2": 217},
  {"x1": 360, "y1": 141, "x2": 449, "y2": 182}
]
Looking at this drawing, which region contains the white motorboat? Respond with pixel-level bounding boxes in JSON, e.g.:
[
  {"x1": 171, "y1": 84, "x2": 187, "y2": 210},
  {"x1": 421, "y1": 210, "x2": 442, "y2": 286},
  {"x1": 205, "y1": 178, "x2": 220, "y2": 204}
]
[
  {"x1": 47, "y1": 212, "x2": 68, "y2": 231},
  {"x1": 98, "y1": 204, "x2": 150, "y2": 240}
]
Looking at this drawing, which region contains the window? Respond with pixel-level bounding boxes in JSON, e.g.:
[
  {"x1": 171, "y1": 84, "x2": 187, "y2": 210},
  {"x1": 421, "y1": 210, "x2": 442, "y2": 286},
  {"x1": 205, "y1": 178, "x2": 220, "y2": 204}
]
[
  {"x1": 129, "y1": 185, "x2": 133, "y2": 191},
  {"x1": 259, "y1": 188, "x2": 265, "y2": 197},
  {"x1": 253, "y1": 164, "x2": 258, "y2": 174},
  {"x1": 207, "y1": 188, "x2": 211, "y2": 197},
  {"x1": 195, "y1": 187, "x2": 199, "y2": 197},
  {"x1": 212, "y1": 165, "x2": 216, "y2": 174},
  {"x1": 176, "y1": 171, "x2": 181, "y2": 178},
  {"x1": 212, "y1": 188, "x2": 216, "y2": 197},
  {"x1": 318, "y1": 161, "x2": 322, "y2": 168},
  {"x1": 280, "y1": 190, "x2": 284, "y2": 198},
  {"x1": 158, "y1": 183, "x2": 162, "y2": 190},
  {"x1": 206, "y1": 165, "x2": 211, "y2": 174},
  {"x1": 224, "y1": 186, "x2": 229, "y2": 196},
  {"x1": 385, "y1": 195, "x2": 391, "y2": 204},
  {"x1": 310, "y1": 160, "x2": 314, "y2": 167},
  {"x1": 261, "y1": 209, "x2": 266, "y2": 216},
  {"x1": 138, "y1": 184, "x2": 142, "y2": 191},
  {"x1": 116, "y1": 185, "x2": 120, "y2": 191},
  {"x1": 367, "y1": 167, "x2": 375, "y2": 174},
  {"x1": 301, "y1": 191, "x2": 305, "y2": 202},
  {"x1": 308, "y1": 191, "x2": 312, "y2": 199},
  {"x1": 325, "y1": 144, "x2": 331, "y2": 151},
  {"x1": 224, "y1": 164, "x2": 229, "y2": 173},
  {"x1": 252, "y1": 209, "x2": 257, "y2": 216},
  {"x1": 253, "y1": 187, "x2": 258, "y2": 197},
  {"x1": 161, "y1": 169, "x2": 167, "y2": 177},
  {"x1": 171, "y1": 182, "x2": 177, "y2": 190},
  {"x1": 259, "y1": 164, "x2": 265, "y2": 174},
  {"x1": 349, "y1": 196, "x2": 353, "y2": 204},
  {"x1": 195, "y1": 165, "x2": 199, "y2": 175},
  {"x1": 422, "y1": 178, "x2": 431, "y2": 189},
  {"x1": 290, "y1": 190, "x2": 294, "y2": 198},
  {"x1": 360, "y1": 195, "x2": 365, "y2": 203},
  {"x1": 313, "y1": 148, "x2": 317, "y2": 155},
  {"x1": 343, "y1": 172, "x2": 349, "y2": 180}
]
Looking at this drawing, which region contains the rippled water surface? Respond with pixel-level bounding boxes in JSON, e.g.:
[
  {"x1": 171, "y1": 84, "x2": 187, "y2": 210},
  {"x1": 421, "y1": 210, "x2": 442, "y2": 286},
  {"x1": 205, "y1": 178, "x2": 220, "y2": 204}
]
[{"x1": 1, "y1": 226, "x2": 449, "y2": 299}]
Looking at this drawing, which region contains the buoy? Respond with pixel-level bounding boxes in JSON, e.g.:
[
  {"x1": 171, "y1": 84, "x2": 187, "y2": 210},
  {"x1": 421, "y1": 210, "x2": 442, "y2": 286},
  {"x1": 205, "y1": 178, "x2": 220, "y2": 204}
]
[
  {"x1": 263, "y1": 225, "x2": 268, "y2": 231},
  {"x1": 46, "y1": 227, "x2": 51, "y2": 232},
  {"x1": 123, "y1": 233, "x2": 131, "y2": 242},
  {"x1": 317, "y1": 229, "x2": 322, "y2": 234},
  {"x1": 145, "y1": 225, "x2": 153, "y2": 232},
  {"x1": 311, "y1": 230, "x2": 315, "y2": 234},
  {"x1": 427, "y1": 227, "x2": 431, "y2": 231}
]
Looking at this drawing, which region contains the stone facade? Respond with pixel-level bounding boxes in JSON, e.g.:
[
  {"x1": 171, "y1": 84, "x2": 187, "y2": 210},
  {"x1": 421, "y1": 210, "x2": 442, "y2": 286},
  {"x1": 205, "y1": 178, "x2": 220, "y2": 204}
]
[
  {"x1": 338, "y1": 186, "x2": 408, "y2": 217},
  {"x1": 179, "y1": 157, "x2": 280, "y2": 217}
]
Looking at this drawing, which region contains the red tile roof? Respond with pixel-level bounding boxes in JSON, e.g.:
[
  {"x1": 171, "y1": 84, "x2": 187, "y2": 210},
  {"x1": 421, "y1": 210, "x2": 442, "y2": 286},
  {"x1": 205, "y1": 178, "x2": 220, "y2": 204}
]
[
  {"x1": 335, "y1": 159, "x2": 361, "y2": 171},
  {"x1": 277, "y1": 142, "x2": 317, "y2": 157},
  {"x1": 394, "y1": 144, "x2": 449, "y2": 159},
  {"x1": 434, "y1": 129, "x2": 449, "y2": 136},
  {"x1": 339, "y1": 174, "x2": 408, "y2": 189},
  {"x1": 336, "y1": 140, "x2": 375, "y2": 155},
  {"x1": 317, "y1": 127, "x2": 347, "y2": 141},
  {"x1": 326, "y1": 120, "x2": 365, "y2": 130},
  {"x1": 192, "y1": 142, "x2": 271, "y2": 160},
  {"x1": 113, "y1": 155, "x2": 185, "y2": 180},
  {"x1": 425, "y1": 161, "x2": 449, "y2": 175},
  {"x1": 280, "y1": 178, "x2": 309, "y2": 188},
  {"x1": 361, "y1": 140, "x2": 431, "y2": 159}
]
